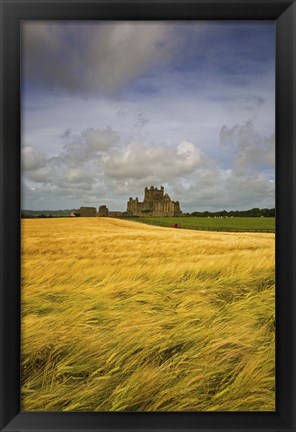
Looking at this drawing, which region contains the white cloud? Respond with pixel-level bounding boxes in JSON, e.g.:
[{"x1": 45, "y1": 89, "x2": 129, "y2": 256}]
[
  {"x1": 61, "y1": 127, "x2": 119, "y2": 165},
  {"x1": 28, "y1": 166, "x2": 52, "y2": 183},
  {"x1": 81, "y1": 128, "x2": 118, "y2": 152},
  {"x1": 175, "y1": 167, "x2": 274, "y2": 212},
  {"x1": 219, "y1": 120, "x2": 275, "y2": 174},
  {"x1": 22, "y1": 146, "x2": 45, "y2": 171},
  {"x1": 104, "y1": 139, "x2": 204, "y2": 182}
]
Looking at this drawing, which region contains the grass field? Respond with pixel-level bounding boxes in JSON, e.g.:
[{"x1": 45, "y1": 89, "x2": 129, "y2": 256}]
[
  {"x1": 130, "y1": 217, "x2": 275, "y2": 232},
  {"x1": 21, "y1": 218, "x2": 275, "y2": 411}
]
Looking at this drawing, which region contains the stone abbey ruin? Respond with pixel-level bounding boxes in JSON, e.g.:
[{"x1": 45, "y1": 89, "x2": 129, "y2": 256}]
[
  {"x1": 75, "y1": 186, "x2": 182, "y2": 217},
  {"x1": 127, "y1": 186, "x2": 182, "y2": 217}
]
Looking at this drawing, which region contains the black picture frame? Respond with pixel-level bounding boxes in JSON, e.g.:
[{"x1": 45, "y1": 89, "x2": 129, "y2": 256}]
[{"x1": 0, "y1": 1, "x2": 295, "y2": 431}]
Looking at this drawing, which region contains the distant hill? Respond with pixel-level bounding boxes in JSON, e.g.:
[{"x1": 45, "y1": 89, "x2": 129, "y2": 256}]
[{"x1": 21, "y1": 209, "x2": 75, "y2": 218}]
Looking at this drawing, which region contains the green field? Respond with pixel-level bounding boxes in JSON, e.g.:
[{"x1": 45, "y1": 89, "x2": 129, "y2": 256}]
[{"x1": 129, "y1": 217, "x2": 275, "y2": 232}]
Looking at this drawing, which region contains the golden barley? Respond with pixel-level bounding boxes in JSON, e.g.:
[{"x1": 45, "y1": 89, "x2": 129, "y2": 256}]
[{"x1": 21, "y1": 217, "x2": 275, "y2": 411}]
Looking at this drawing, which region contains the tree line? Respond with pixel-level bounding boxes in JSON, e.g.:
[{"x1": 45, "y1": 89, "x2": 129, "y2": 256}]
[{"x1": 188, "y1": 208, "x2": 275, "y2": 218}]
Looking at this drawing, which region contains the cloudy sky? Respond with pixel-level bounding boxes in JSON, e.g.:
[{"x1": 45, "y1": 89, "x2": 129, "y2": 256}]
[{"x1": 21, "y1": 21, "x2": 275, "y2": 212}]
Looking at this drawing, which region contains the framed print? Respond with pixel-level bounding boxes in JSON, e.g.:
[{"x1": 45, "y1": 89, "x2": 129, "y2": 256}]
[{"x1": 0, "y1": 0, "x2": 295, "y2": 431}]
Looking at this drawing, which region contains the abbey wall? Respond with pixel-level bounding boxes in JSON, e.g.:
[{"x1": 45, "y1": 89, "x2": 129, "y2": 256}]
[
  {"x1": 79, "y1": 206, "x2": 97, "y2": 217},
  {"x1": 98, "y1": 205, "x2": 109, "y2": 217}
]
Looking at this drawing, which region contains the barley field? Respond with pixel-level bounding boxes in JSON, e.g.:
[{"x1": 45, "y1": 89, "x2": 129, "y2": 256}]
[{"x1": 21, "y1": 217, "x2": 275, "y2": 412}]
